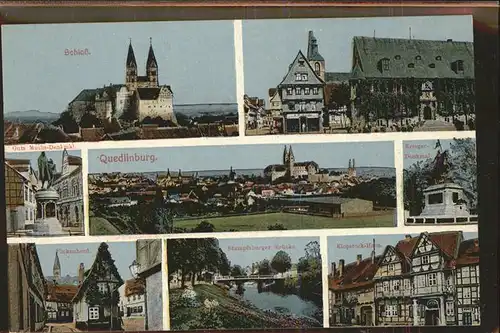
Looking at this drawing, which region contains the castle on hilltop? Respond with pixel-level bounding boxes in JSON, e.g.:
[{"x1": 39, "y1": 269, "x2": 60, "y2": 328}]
[{"x1": 67, "y1": 39, "x2": 177, "y2": 125}]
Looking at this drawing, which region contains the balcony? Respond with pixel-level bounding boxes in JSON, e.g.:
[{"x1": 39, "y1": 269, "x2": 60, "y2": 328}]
[
  {"x1": 376, "y1": 285, "x2": 454, "y2": 298},
  {"x1": 375, "y1": 289, "x2": 412, "y2": 298}
]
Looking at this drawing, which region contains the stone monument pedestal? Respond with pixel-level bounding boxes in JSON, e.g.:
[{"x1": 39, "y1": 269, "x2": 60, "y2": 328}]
[{"x1": 33, "y1": 188, "x2": 65, "y2": 236}]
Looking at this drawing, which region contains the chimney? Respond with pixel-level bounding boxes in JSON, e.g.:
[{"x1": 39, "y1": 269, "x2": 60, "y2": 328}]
[
  {"x1": 78, "y1": 263, "x2": 85, "y2": 284},
  {"x1": 339, "y1": 259, "x2": 345, "y2": 277},
  {"x1": 357, "y1": 254, "x2": 362, "y2": 265},
  {"x1": 331, "y1": 262, "x2": 336, "y2": 276},
  {"x1": 371, "y1": 238, "x2": 376, "y2": 263}
]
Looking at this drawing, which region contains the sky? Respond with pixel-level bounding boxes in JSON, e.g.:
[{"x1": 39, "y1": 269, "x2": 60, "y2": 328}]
[
  {"x1": 5, "y1": 149, "x2": 82, "y2": 174},
  {"x1": 35, "y1": 241, "x2": 137, "y2": 282},
  {"x1": 2, "y1": 20, "x2": 236, "y2": 114},
  {"x1": 243, "y1": 15, "x2": 474, "y2": 102},
  {"x1": 327, "y1": 232, "x2": 478, "y2": 273},
  {"x1": 402, "y1": 138, "x2": 476, "y2": 169},
  {"x1": 88, "y1": 141, "x2": 394, "y2": 174},
  {"x1": 218, "y1": 237, "x2": 319, "y2": 268}
]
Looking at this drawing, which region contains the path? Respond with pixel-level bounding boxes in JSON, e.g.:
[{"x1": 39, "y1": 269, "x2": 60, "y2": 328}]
[{"x1": 45, "y1": 323, "x2": 81, "y2": 332}]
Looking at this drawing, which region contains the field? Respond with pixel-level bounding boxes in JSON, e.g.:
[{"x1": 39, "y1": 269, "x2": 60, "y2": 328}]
[{"x1": 173, "y1": 211, "x2": 395, "y2": 231}]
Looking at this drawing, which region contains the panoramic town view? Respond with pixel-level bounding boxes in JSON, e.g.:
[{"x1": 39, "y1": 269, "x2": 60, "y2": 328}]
[
  {"x1": 328, "y1": 231, "x2": 480, "y2": 327},
  {"x1": 4, "y1": 149, "x2": 84, "y2": 237},
  {"x1": 87, "y1": 142, "x2": 396, "y2": 235},
  {"x1": 7, "y1": 240, "x2": 163, "y2": 332},
  {"x1": 403, "y1": 138, "x2": 477, "y2": 225},
  {"x1": 2, "y1": 21, "x2": 238, "y2": 145},
  {"x1": 243, "y1": 16, "x2": 475, "y2": 135},
  {"x1": 167, "y1": 237, "x2": 323, "y2": 329}
]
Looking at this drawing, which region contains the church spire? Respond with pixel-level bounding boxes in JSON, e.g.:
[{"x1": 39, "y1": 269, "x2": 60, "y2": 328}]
[
  {"x1": 126, "y1": 39, "x2": 137, "y2": 68},
  {"x1": 283, "y1": 145, "x2": 288, "y2": 164},
  {"x1": 146, "y1": 37, "x2": 158, "y2": 69},
  {"x1": 53, "y1": 251, "x2": 61, "y2": 280},
  {"x1": 307, "y1": 31, "x2": 324, "y2": 62}
]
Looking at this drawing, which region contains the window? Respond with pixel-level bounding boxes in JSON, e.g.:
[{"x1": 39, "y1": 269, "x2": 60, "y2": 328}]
[
  {"x1": 422, "y1": 256, "x2": 430, "y2": 264},
  {"x1": 381, "y1": 59, "x2": 390, "y2": 71},
  {"x1": 395, "y1": 55, "x2": 401, "y2": 60},
  {"x1": 388, "y1": 263, "x2": 395, "y2": 271},
  {"x1": 393, "y1": 280, "x2": 400, "y2": 291},
  {"x1": 295, "y1": 88, "x2": 301, "y2": 95},
  {"x1": 138, "y1": 306, "x2": 143, "y2": 313},
  {"x1": 383, "y1": 281, "x2": 389, "y2": 292},
  {"x1": 415, "y1": 55, "x2": 422, "y2": 60},
  {"x1": 315, "y1": 63, "x2": 320, "y2": 73},
  {"x1": 296, "y1": 73, "x2": 302, "y2": 81},
  {"x1": 408, "y1": 63, "x2": 415, "y2": 68},
  {"x1": 311, "y1": 103, "x2": 316, "y2": 111},
  {"x1": 452, "y1": 192, "x2": 459, "y2": 203},
  {"x1": 301, "y1": 74, "x2": 308, "y2": 81},
  {"x1": 428, "y1": 273, "x2": 437, "y2": 286},
  {"x1": 386, "y1": 305, "x2": 397, "y2": 317},
  {"x1": 428, "y1": 193, "x2": 443, "y2": 204},
  {"x1": 429, "y1": 63, "x2": 436, "y2": 68},
  {"x1": 463, "y1": 287, "x2": 471, "y2": 299},
  {"x1": 298, "y1": 60, "x2": 305, "y2": 66},
  {"x1": 287, "y1": 87, "x2": 293, "y2": 95},
  {"x1": 436, "y1": 56, "x2": 442, "y2": 61},
  {"x1": 304, "y1": 87, "x2": 310, "y2": 95},
  {"x1": 313, "y1": 87, "x2": 319, "y2": 95},
  {"x1": 446, "y1": 301, "x2": 454, "y2": 316},
  {"x1": 89, "y1": 307, "x2": 100, "y2": 320}
]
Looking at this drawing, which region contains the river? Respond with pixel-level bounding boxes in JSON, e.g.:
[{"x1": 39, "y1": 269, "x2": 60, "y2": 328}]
[{"x1": 229, "y1": 282, "x2": 321, "y2": 323}]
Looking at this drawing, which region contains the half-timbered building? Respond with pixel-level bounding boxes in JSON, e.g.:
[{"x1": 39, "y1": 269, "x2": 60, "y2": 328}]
[
  {"x1": 72, "y1": 242, "x2": 124, "y2": 330},
  {"x1": 329, "y1": 241, "x2": 380, "y2": 326},
  {"x1": 454, "y1": 238, "x2": 480, "y2": 326}
]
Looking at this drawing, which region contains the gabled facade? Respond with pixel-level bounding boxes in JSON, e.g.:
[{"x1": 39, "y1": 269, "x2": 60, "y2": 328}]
[
  {"x1": 330, "y1": 231, "x2": 480, "y2": 328},
  {"x1": 72, "y1": 243, "x2": 124, "y2": 330},
  {"x1": 135, "y1": 85, "x2": 175, "y2": 123},
  {"x1": 278, "y1": 48, "x2": 325, "y2": 133}
]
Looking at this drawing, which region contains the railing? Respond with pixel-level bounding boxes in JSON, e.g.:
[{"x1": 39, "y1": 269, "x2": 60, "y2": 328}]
[
  {"x1": 214, "y1": 274, "x2": 282, "y2": 281},
  {"x1": 405, "y1": 215, "x2": 478, "y2": 225},
  {"x1": 375, "y1": 289, "x2": 412, "y2": 298},
  {"x1": 375, "y1": 285, "x2": 455, "y2": 298}
]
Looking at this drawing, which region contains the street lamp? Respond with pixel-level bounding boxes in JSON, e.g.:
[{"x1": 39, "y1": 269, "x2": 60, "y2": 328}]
[{"x1": 129, "y1": 260, "x2": 140, "y2": 278}]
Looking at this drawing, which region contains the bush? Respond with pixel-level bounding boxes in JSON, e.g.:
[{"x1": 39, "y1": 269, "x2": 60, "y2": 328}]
[{"x1": 268, "y1": 223, "x2": 287, "y2": 230}]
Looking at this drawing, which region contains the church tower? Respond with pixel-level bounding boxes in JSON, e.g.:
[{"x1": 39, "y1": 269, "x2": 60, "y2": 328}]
[
  {"x1": 287, "y1": 145, "x2": 296, "y2": 177},
  {"x1": 283, "y1": 145, "x2": 288, "y2": 165},
  {"x1": 53, "y1": 251, "x2": 61, "y2": 281},
  {"x1": 146, "y1": 38, "x2": 159, "y2": 88},
  {"x1": 307, "y1": 31, "x2": 325, "y2": 81},
  {"x1": 126, "y1": 39, "x2": 138, "y2": 90}
]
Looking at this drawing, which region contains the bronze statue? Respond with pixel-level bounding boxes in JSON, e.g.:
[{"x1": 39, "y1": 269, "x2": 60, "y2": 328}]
[
  {"x1": 37, "y1": 152, "x2": 56, "y2": 189},
  {"x1": 430, "y1": 140, "x2": 451, "y2": 184}
]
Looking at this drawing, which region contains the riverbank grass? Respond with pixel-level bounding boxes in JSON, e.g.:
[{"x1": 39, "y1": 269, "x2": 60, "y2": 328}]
[{"x1": 174, "y1": 211, "x2": 394, "y2": 231}]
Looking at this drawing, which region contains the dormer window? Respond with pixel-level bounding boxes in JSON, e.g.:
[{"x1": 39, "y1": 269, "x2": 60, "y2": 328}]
[
  {"x1": 408, "y1": 63, "x2": 415, "y2": 69},
  {"x1": 298, "y1": 60, "x2": 305, "y2": 67},
  {"x1": 415, "y1": 55, "x2": 422, "y2": 60},
  {"x1": 394, "y1": 55, "x2": 401, "y2": 60},
  {"x1": 381, "y1": 58, "x2": 390, "y2": 71},
  {"x1": 295, "y1": 73, "x2": 302, "y2": 81},
  {"x1": 301, "y1": 73, "x2": 308, "y2": 81},
  {"x1": 429, "y1": 63, "x2": 436, "y2": 68},
  {"x1": 435, "y1": 56, "x2": 442, "y2": 61}
]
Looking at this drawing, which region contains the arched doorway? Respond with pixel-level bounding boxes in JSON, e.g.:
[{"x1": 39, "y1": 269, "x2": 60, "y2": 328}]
[
  {"x1": 360, "y1": 306, "x2": 373, "y2": 326},
  {"x1": 36, "y1": 202, "x2": 43, "y2": 219},
  {"x1": 425, "y1": 299, "x2": 440, "y2": 326},
  {"x1": 423, "y1": 106, "x2": 432, "y2": 120},
  {"x1": 46, "y1": 202, "x2": 56, "y2": 218}
]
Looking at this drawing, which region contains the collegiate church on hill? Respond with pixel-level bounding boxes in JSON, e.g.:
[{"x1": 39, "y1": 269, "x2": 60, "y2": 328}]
[{"x1": 67, "y1": 39, "x2": 177, "y2": 125}]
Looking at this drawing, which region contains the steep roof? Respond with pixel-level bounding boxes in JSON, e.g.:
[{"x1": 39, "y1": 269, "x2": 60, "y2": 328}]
[
  {"x1": 71, "y1": 89, "x2": 97, "y2": 103},
  {"x1": 329, "y1": 255, "x2": 382, "y2": 290},
  {"x1": 136, "y1": 86, "x2": 172, "y2": 100},
  {"x1": 351, "y1": 36, "x2": 474, "y2": 79},
  {"x1": 46, "y1": 283, "x2": 79, "y2": 303},
  {"x1": 455, "y1": 238, "x2": 480, "y2": 267},
  {"x1": 268, "y1": 88, "x2": 277, "y2": 98},
  {"x1": 146, "y1": 39, "x2": 158, "y2": 68},
  {"x1": 67, "y1": 154, "x2": 82, "y2": 166},
  {"x1": 307, "y1": 31, "x2": 325, "y2": 62},
  {"x1": 279, "y1": 50, "x2": 325, "y2": 86},
  {"x1": 325, "y1": 72, "x2": 351, "y2": 83}
]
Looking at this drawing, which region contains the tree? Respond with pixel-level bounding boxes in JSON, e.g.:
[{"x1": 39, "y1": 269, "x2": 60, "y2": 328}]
[
  {"x1": 80, "y1": 113, "x2": 102, "y2": 128},
  {"x1": 230, "y1": 265, "x2": 245, "y2": 277},
  {"x1": 448, "y1": 138, "x2": 478, "y2": 209},
  {"x1": 257, "y1": 259, "x2": 272, "y2": 275},
  {"x1": 270, "y1": 250, "x2": 292, "y2": 274},
  {"x1": 52, "y1": 110, "x2": 79, "y2": 133},
  {"x1": 326, "y1": 83, "x2": 350, "y2": 110},
  {"x1": 192, "y1": 221, "x2": 215, "y2": 233},
  {"x1": 218, "y1": 249, "x2": 231, "y2": 276},
  {"x1": 304, "y1": 241, "x2": 321, "y2": 260}
]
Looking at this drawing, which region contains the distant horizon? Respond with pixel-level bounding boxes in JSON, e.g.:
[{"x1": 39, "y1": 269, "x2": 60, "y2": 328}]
[{"x1": 87, "y1": 142, "x2": 395, "y2": 174}]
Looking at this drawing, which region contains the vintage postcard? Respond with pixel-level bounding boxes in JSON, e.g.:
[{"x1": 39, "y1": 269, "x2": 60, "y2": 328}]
[
  {"x1": 167, "y1": 237, "x2": 322, "y2": 329},
  {"x1": 327, "y1": 231, "x2": 480, "y2": 327},
  {"x1": 7, "y1": 240, "x2": 163, "y2": 332},
  {"x1": 4, "y1": 149, "x2": 84, "y2": 237},
  {"x1": 403, "y1": 138, "x2": 477, "y2": 225},
  {"x1": 87, "y1": 141, "x2": 396, "y2": 235},
  {"x1": 243, "y1": 15, "x2": 475, "y2": 135},
  {"x1": 2, "y1": 21, "x2": 237, "y2": 145}
]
